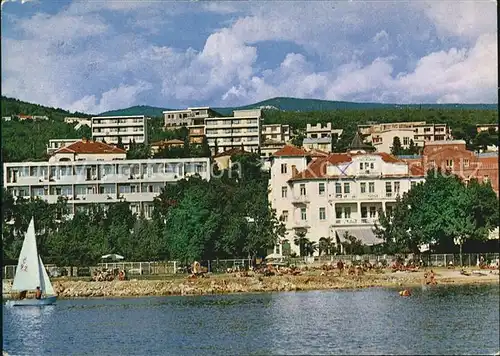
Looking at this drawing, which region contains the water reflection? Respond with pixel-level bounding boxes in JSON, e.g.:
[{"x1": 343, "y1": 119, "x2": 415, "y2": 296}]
[
  {"x1": 4, "y1": 305, "x2": 55, "y2": 353},
  {"x1": 3, "y1": 285, "x2": 499, "y2": 355}
]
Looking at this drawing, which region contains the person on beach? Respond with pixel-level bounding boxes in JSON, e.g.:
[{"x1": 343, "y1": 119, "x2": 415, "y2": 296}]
[
  {"x1": 19, "y1": 290, "x2": 27, "y2": 300},
  {"x1": 35, "y1": 286, "x2": 42, "y2": 300}
]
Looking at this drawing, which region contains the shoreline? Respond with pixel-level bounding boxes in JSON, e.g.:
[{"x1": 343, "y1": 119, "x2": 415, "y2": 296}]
[{"x1": 3, "y1": 269, "x2": 499, "y2": 300}]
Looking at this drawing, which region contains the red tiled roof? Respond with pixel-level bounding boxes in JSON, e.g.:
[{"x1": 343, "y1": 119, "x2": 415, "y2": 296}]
[
  {"x1": 273, "y1": 145, "x2": 308, "y2": 157},
  {"x1": 307, "y1": 149, "x2": 330, "y2": 158},
  {"x1": 151, "y1": 139, "x2": 184, "y2": 146},
  {"x1": 214, "y1": 147, "x2": 250, "y2": 158},
  {"x1": 289, "y1": 152, "x2": 423, "y2": 181},
  {"x1": 55, "y1": 140, "x2": 126, "y2": 154}
]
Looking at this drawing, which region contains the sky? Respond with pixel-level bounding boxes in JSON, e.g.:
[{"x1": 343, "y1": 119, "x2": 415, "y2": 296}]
[{"x1": 1, "y1": 0, "x2": 498, "y2": 114}]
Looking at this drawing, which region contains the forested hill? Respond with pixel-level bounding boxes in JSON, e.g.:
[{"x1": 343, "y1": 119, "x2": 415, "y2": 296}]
[
  {"x1": 2, "y1": 95, "x2": 497, "y2": 119},
  {"x1": 1, "y1": 96, "x2": 91, "y2": 121},
  {"x1": 100, "y1": 97, "x2": 498, "y2": 117}
]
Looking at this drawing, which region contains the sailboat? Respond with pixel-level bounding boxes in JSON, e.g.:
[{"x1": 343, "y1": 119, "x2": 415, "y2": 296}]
[{"x1": 6, "y1": 217, "x2": 57, "y2": 306}]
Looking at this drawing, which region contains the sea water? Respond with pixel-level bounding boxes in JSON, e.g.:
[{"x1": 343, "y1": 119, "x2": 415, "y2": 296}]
[{"x1": 3, "y1": 284, "x2": 499, "y2": 355}]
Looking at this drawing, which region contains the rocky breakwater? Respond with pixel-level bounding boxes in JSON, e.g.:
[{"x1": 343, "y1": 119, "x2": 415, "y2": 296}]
[{"x1": 3, "y1": 269, "x2": 498, "y2": 300}]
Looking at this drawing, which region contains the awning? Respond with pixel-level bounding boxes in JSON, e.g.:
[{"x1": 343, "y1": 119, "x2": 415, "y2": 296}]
[{"x1": 335, "y1": 228, "x2": 383, "y2": 246}]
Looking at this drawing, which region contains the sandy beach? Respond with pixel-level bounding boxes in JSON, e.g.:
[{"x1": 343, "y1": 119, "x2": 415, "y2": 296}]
[{"x1": 3, "y1": 267, "x2": 499, "y2": 300}]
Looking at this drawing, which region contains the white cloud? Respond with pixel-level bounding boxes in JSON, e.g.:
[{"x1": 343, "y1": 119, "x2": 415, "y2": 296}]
[
  {"x1": 1, "y1": 0, "x2": 497, "y2": 113},
  {"x1": 68, "y1": 81, "x2": 153, "y2": 114}
]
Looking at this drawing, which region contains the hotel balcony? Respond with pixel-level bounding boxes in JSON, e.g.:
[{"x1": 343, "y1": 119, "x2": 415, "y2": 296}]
[
  {"x1": 291, "y1": 195, "x2": 310, "y2": 204},
  {"x1": 332, "y1": 217, "x2": 378, "y2": 226},
  {"x1": 291, "y1": 220, "x2": 311, "y2": 229}
]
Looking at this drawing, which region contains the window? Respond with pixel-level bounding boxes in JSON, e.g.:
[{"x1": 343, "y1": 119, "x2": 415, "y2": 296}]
[
  {"x1": 344, "y1": 183, "x2": 350, "y2": 194},
  {"x1": 360, "y1": 182, "x2": 366, "y2": 193},
  {"x1": 385, "y1": 182, "x2": 392, "y2": 196},
  {"x1": 344, "y1": 207, "x2": 351, "y2": 219},
  {"x1": 301, "y1": 207, "x2": 307, "y2": 221},
  {"x1": 281, "y1": 186, "x2": 287, "y2": 198},
  {"x1": 370, "y1": 163, "x2": 374, "y2": 169},
  {"x1": 464, "y1": 159, "x2": 470, "y2": 168},
  {"x1": 281, "y1": 210, "x2": 288, "y2": 222},
  {"x1": 336, "y1": 209, "x2": 342, "y2": 219},
  {"x1": 369, "y1": 207, "x2": 377, "y2": 218},
  {"x1": 300, "y1": 184, "x2": 306, "y2": 196},
  {"x1": 318, "y1": 182, "x2": 325, "y2": 196},
  {"x1": 281, "y1": 164, "x2": 287, "y2": 174},
  {"x1": 446, "y1": 159, "x2": 453, "y2": 168},
  {"x1": 369, "y1": 182, "x2": 375, "y2": 193},
  {"x1": 403, "y1": 137, "x2": 409, "y2": 145},
  {"x1": 394, "y1": 182, "x2": 400, "y2": 194},
  {"x1": 361, "y1": 206, "x2": 367, "y2": 218},
  {"x1": 319, "y1": 207, "x2": 326, "y2": 220},
  {"x1": 387, "y1": 206, "x2": 393, "y2": 215},
  {"x1": 335, "y1": 182, "x2": 342, "y2": 194},
  {"x1": 359, "y1": 163, "x2": 363, "y2": 170}
]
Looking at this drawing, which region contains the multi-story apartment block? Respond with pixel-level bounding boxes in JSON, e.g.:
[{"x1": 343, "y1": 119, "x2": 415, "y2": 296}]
[
  {"x1": 163, "y1": 107, "x2": 218, "y2": 128},
  {"x1": 358, "y1": 121, "x2": 452, "y2": 153},
  {"x1": 150, "y1": 139, "x2": 184, "y2": 155},
  {"x1": 261, "y1": 124, "x2": 291, "y2": 157},
  {"x1": 46, "y1": 138, "x2": 80, "y2": 155},
  {"x1": 303, "y1": 123, "x2": 343, "y2": 152},
  {"x1": 91, "y1": 115, "x2": 148, "y2": 149},
  {"x1": 476, "y1": 124, "x2": 498, "y2": 133},
  {"x1": 205, "y1": 109, "x2": 262, "y2": 154},
  {"x1": 4, "y1": 139, "x2": 211, "y2": 219},
  {"x1": 268, "y1": 135, "x2": 425, "y2": 257},
  {"x1": 163, "y1": 107, "x2": 217, "y2": 144},
  {"x1": 400, "y1": 140, "x2": 499, "y2": 195}
]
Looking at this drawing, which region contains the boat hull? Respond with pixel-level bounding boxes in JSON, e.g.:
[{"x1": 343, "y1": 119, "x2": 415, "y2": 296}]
[{"x1": 6, "y1": 296, "x2": 57, "y2": 306}]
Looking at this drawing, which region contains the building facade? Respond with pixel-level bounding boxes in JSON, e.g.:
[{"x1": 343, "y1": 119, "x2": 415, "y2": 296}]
[
  {"x1": 400, "y1": 140, "x2": 499, "y2": 195},
  {"x1": 358, "y1": 121, "x2": 452, "y2": 153},
  {"x1": 261, "y1": 124, "x2": 291, "y2": 158},
  {"x1": 205, "y1": 109, "x2": 262, "y2": 154},
  {"x1": 91, "y1": 115, "x2": 148, "y2": 149},
  {"x1": 4, "y1": 140, "x2": 211, "y2": 219},
  {"x1": 46, "y1": 138, "x2": 80, "y2": 155},
  {"x1": 268, "y1": 141, "x2": 425, "y2": 257},
  {"x1": 303, "y1": 123, "x2": 343, "y2": 152}
]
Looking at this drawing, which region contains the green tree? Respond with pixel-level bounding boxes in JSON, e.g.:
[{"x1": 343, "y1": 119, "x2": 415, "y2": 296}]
[{"x1": 391, "y1": 136, "x2": 403, "y2": 155}]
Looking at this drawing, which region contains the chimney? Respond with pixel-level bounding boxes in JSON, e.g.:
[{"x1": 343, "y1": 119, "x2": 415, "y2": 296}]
[{"x1": 291, "y1": 165, "x2": 298, "y2": 178}]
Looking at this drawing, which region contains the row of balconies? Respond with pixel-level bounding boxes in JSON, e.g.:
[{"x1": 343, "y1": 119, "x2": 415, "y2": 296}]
[
  {"x1": 6, "y1": 172, "x2": 185, "y2": 185},
  {"x1": 92, "y1": 120, "x2": 144, "y2": 126},
  {"x1": 13, "y1": 191, "x2": 160, "y2": 204},
  {"x1": 290, "y1": 217, "x2": 378, "y2": 228},
  {"x1": 289, "y1": 192, "x2": 399, "y2": 204}
]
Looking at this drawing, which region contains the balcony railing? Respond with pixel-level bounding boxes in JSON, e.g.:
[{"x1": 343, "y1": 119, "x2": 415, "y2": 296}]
[
  {"x1": 291, "y1": 195, "x2": 310, "y2": 204},
  {"x1": 292, "y1": 220, "x2": 311, "y2": 229},
  {"x1": 333, "y1": 217, "x2": 378, "y2": 225}
]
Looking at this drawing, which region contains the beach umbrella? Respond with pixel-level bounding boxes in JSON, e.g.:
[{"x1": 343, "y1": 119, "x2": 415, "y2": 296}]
[
  {"x1": 265, "y1": 253, "x2": 282, "y2": 260},
  {"x1": 101, "y1": 254, "x2": 124, "y2": 261}
]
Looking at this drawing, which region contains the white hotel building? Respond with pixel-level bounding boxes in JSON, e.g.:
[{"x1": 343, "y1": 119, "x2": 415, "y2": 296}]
[
  {"x1": 91, "y1": 115, "x2": 148, "y2": 149},
  {"x1": 268, "y1": 135, "x2": 425, "y2": 256},
  {"x1": 3, "y1": 139, "x2": 211, "y2": 219}
]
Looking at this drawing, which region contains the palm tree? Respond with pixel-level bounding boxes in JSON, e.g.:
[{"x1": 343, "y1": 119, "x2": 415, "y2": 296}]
[
  {"x1": 319, "y1": 237, "x2": 336, "y2": 256},
  {"x1": 304, "y1": 241, "x2": 318, "y2": 257},
  {"x1": 294, "y1": 230, "x2": 309, "y2": 257}
]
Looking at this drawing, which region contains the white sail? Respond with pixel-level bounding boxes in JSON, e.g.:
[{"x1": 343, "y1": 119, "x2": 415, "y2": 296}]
[
  {"x1": 38, "y1": 256, "x2": 56, "y2": 296},
  {"x1": 11, "y1": 218, "x2": 42, "y2": 292}
]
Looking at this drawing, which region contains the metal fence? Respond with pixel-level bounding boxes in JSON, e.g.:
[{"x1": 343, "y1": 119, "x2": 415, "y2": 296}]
[{"x1": 3, "y1": 254, "x2": 499, "y2": 279}]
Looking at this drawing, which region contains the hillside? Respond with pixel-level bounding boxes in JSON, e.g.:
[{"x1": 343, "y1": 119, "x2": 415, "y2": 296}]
[
  {"x1": 1, "y1": 96, "x2": 91, "y2": 120},
  {"x1": 98, "y1": 105, "x2": 172, "y2": 117},
  {"x1": 99, "y1": 97, "x2": 498, "y2": 117}
]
